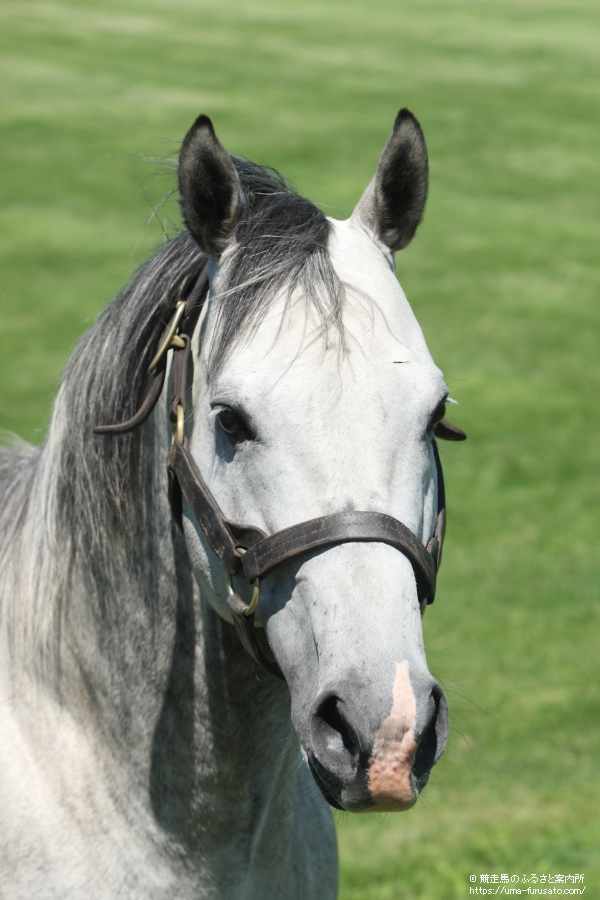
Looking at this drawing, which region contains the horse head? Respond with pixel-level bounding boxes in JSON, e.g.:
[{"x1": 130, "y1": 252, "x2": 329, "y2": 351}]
[{"x1": 178, "y1": 112, "x2": 450, "y2": 813}]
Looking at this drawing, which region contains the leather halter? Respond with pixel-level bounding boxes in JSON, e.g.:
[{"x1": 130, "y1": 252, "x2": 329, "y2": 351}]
[{"x1": 95, "y1": 262, "x2": 466, "y2": 681}]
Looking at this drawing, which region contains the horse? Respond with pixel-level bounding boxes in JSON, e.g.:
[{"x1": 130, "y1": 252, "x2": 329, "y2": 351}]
[{"x1": 0, "y1": 109, "x2": 465, "y2": 898}]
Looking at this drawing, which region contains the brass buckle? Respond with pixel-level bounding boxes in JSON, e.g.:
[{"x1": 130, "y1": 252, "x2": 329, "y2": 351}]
[{"x1": 173, "y1": 404, "x2": 185, "y2": 445}]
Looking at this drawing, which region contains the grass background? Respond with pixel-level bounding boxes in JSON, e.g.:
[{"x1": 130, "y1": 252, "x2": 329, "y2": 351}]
[{"x1": 1, "y1": 0, "x2": 598, "y2": 896}]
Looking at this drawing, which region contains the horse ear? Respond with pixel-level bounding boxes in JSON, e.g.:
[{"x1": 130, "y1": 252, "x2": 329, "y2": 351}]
[
  {"x1": 352, "y1": 108, "x2": 428, "y2": 252},
  {"x1": 178, "y1": 115, "x2": 242, "y2": 259}
]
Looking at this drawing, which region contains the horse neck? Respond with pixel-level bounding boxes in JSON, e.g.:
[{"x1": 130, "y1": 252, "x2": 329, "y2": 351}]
[{"x1": 0, "y1": 363, "x2": 296, "y2": 854}]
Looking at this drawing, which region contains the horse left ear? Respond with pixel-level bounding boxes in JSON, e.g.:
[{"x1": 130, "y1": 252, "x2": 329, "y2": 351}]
[
  {"x1": 178, "y1": 114, "x2": 242, "y2": 259},
  {"x1": 352, "y1": 108, "x2": 428, "y2": 252}
]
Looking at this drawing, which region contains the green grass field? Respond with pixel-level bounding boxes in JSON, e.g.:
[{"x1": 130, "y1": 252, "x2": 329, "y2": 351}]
[{"x1": 1, "y1": 1, "x2": 598, "y2": 897}]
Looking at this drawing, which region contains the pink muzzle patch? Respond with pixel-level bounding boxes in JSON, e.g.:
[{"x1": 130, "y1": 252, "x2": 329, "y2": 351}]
[{"x1": 368, "y1": 660, "x2": 418, "y2": 811}]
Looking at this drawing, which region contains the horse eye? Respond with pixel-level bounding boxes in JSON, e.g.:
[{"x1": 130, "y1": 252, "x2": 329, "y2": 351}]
[
  {"x1": 430, "y1": 401, "x2": 446, "y2": 428},
  {"x1": 217, "y1": 408, "x2": 246, "y2": 436}
]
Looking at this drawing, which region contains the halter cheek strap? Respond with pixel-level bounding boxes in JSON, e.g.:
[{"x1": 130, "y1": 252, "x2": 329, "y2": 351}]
[{"x1": 95, "y1": 261, "x2": 465, "y2": 682}]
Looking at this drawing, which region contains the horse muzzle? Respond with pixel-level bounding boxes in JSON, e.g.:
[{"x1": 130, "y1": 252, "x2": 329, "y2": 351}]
[{"x1": 305, "y1": 667, "x2": 448, "y2": 812}]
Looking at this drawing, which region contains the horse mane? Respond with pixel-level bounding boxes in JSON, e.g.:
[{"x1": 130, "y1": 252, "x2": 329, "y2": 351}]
[
  {"x1": 0, "y1": 157, "x2": 345, "y2": 678},
  {"x1": 0, "y1": 232, "x2": 204, "y2": 679}
]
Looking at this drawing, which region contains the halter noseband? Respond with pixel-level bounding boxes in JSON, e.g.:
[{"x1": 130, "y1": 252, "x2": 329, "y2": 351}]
[{"x1": 95, "y1": 263, "x2": 466, "y2": 681}]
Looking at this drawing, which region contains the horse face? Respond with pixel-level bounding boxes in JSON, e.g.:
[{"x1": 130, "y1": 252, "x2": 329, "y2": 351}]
[{"x1": 180, "y1": 112, "x2": 449, "y2": 812}]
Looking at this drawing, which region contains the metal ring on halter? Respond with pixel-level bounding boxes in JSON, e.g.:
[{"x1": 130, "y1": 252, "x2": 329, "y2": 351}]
[
  {"x1": 148, "y1": 301, "x2": 186, "y2": 374},
  {"x1": 225, "y1": 563, "x2": 261, "y2": 618}
]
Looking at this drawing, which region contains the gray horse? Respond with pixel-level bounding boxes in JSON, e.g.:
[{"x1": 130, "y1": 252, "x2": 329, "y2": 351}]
[{"x1": 0, "y1": 110, "x2": 457, "y2": 898}]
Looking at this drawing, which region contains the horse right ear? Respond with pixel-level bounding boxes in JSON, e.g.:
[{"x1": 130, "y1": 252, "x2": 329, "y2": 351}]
[
  {"x1": 351, "y1": 108, "x2": 428, "y2": 252},
  {"x1": 178, "y1": 115, "x2": 242, "y2": 259}
]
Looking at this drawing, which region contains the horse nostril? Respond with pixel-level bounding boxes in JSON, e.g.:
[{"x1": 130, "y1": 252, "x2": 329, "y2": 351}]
[
  {"x1": 413, "y1": 682, "x2": 448, "y2": 784},
  {"x1": 311, "y1": 694, "x2": 361, "y2": 781},
  {"x1": 314, "y1": 695, "x2": 359, "y2": 756}
]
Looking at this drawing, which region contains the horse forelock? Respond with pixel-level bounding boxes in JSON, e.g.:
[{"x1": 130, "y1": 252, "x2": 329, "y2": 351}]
[{"x1": 206, "y1": 157, "x2": 347, "y2": 379}]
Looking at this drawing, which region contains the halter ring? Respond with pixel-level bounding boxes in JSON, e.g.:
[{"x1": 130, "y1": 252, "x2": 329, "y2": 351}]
[{"x1": 225, "y1": 551, "x2": 261, "y2": 618}]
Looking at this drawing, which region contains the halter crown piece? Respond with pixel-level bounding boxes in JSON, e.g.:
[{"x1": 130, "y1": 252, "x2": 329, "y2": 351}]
[{"x1": 95, "y1": 263, "x2": 466, "y2": 681}]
